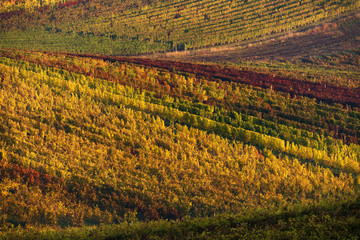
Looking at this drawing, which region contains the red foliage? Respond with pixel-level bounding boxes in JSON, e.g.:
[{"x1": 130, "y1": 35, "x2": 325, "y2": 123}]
[
  {"x1": 3, "y1": 50, "x2": 358, "y2": 144},
  {"x1": 0, "y1": 160, "x2": 184, "y2": 221},
  {"x1": 0, "y1": 9, "x2": 25, "y2": 20},
  {"x1": 0, "y1": 161, "x2": 59, "y2": 189},
  {"x1": 68, "y1": 53, "x2": 360, "y2": 108},
  {"x1": 58, "y1": 0, "x2": 88, "y2": 9}
]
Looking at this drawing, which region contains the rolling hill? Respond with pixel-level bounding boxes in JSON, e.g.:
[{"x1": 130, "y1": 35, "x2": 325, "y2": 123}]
[
  {"x1": 0, "y1": 0, "x2": 359, "y2": 55},
  {"x1": 0, "y1": 0, "x2": 359, "y2": 239},
  {"x1": 152, "y1": 10, "x2": 360, "y2": 62}
]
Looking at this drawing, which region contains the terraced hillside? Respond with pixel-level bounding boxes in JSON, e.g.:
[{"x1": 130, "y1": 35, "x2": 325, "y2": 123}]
[
  {"x1": 0, "y1": 49, "x2": 359, "y2": 238},
  {"x1": 0, "y1": 0, "x2": 359, "y2": 55}
]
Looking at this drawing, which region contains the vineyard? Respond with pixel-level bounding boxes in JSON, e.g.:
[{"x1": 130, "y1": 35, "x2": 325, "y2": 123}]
[
  {"x1": 151, "y1": 10, "x2": 360, "y2": 89},
  {"x1": 156, "y1": 10, "x2": 360, "y2": 63},
  {"x1": 3, "y1": 197, "x2": 360, "y2": 239},
  {"x1": 0, "y1": 0, "x2": 79, "y2": 13},
  {"x1": 0, "y1": 0, "x2": 359, "y2": 55},
  {"x1": 0, "y1": 49, "x2": 359, "y2": 238},
  {"x1": 0, "y1": 0, "x2": 360, "y2": 238},
  {"x1": 67, "y1": 53, "x2": 360, "y2": 108}
]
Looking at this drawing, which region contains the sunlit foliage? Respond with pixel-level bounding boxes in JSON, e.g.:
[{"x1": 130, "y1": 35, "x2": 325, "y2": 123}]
[
  {"x1": 0, "y1": 50, "x2": 359, "y2": 233},
  {"x1": 0, "y1": 0, "x2": 358, "y2": 55}
]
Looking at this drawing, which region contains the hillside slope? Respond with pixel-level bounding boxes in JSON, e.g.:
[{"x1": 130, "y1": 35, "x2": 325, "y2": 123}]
[
  {"x1": 0, "y1": 50, "x2": 359, "y2": 232},
  {"x1": 147, "y1": 10, "x2": 360, "y2": 94},
  {"x1": 1, "y1": 0, "x2": 360, "y2": 238},
  {"x1": 2, "y1": 196, "x2": 360, "y2": 239},
  {"x1": 0, "y1": 0, "x2": 359, "y2": 55},
  {"x1": 152, "y1": 10, "x2": 360, "y2": 62}
]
